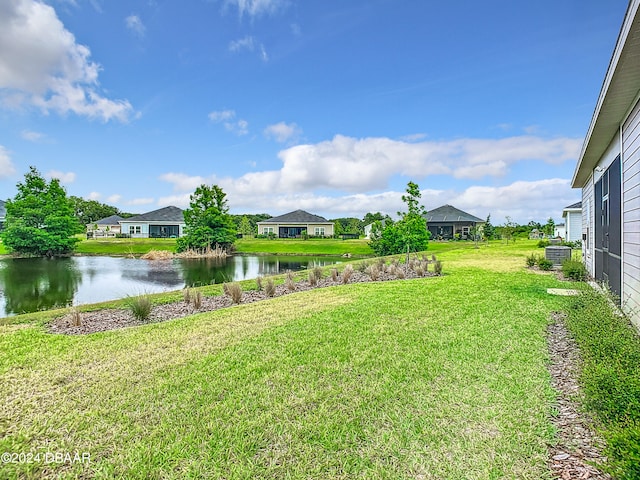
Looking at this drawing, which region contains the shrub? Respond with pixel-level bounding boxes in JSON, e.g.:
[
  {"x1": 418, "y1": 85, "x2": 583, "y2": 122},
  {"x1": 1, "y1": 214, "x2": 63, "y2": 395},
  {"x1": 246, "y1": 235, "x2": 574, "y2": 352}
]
[
  {"x1": 356, "y1": 261, "x2": 368, "y2": 273},
  {"x1": 70, "y1": 307, "x2": 82, "y2": 327},
  {"x1": 434, "y1": 260, "x2": 443, "y2": 275},
  {"x1": 342, "y1": 265, "x2": 353, "y2": 284},
  {"x1": 226, "y1": 282, "x2": 243, "y2": 304},
  {"x1": 308, "y1": 271, "x2": 317, "y2": 286},
  {"x1": 562, "y1": 258, "x2": 588, "y2": 281},
  {"x1": 565, "y1": 289, "x2": 640, "y2": 478},
  {"x1": 366, "y1": 264, "x2": 380, "y2": 281},
  {"x1": 396, "y1": 267, "x2": 405, "y2": 279},
  {"x1": 537, "y1": 258, "x2": 553, "y2": 271},
  {"x1": 313, "y1": 266, "x2": 323, "y2": 282},
  {"x1": 331, "y1": 268, "x2": 338, "y2": 282},
  {"x1": 525, "y1": 253, "x2": 538, "y2": 267},
  {"x1": 128, "y1": 295, "x2": 153, "y2": 321},
  {"x1": 193, "y1": 290, "x2": 202, "y2": 309},
  {"x1": 256, "y1": 276, "x2": 263, "y2": 291},
  {"x1": 183, "y1": 288, "x2": 191, "y2": 303},
  {"x1": 264, "y1": 278, "x2": 276, "y2": 297},
  {"x1": 537, "y1": 239, "x2": 550, "y2": 248}
]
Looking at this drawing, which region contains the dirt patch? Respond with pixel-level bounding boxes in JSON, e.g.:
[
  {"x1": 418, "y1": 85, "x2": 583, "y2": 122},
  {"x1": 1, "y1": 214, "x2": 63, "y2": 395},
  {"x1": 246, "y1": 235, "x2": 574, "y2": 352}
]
[
  {"x1": 49, "y1": 267, "x2": 435, "y2": 335},
  {"x1": 547, "y1": 312, "x2": 611, "y2": 479}
]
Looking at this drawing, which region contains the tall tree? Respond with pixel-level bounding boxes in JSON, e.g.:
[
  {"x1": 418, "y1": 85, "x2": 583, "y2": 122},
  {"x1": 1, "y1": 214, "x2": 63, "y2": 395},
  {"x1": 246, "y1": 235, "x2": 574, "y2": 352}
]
[
  {"x1": 369, "y1": 181, "x2": 430, "y2": 256},
  {"x1": 1, "y1": 166, "x2": 79, "y2": 256},
  {"x1": 238, "y1": 215, "x2": 253, "y2": 237},
  {"x1": 483, "y1": 214, "x2": 495, "y2": 240},
  {"x1": 176, "y1": 184, "x2": 237, "y2": 253},
  {"x1": 68, "y1": 196, "x2": 131, "y2": 229},
  {"x1": 543, "y1": 217, "x2": 556, "y2": 237}
]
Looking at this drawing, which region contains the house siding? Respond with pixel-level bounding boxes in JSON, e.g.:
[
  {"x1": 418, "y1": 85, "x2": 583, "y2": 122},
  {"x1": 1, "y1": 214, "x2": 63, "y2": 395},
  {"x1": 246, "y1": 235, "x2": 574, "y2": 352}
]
[
  {"x1": 622, "y1": 98, "x2": 640, "y2": 326},
  {"x1": 566, "y1": 211, "x2": 582, "y2": 242},
  {"x1": 582, "y1": 176, "x2": 595, "y2": 275}
]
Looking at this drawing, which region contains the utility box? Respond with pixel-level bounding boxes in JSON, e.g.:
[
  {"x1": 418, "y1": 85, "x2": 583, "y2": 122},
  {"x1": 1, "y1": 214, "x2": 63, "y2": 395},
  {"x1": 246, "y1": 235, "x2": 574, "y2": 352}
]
[{"x1": 545, "y1": 246, "x2": 571, "y2": 265}]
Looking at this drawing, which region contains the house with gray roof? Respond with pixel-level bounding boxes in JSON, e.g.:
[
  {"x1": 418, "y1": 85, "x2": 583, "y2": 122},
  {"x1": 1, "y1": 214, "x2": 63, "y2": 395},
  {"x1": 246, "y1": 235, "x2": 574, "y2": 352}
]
[
  {"x1": 119, "y1": 206, "x2": 185, "y2": 238},
  {"x1": 257, "y1": 210, "x2": 334, "y2": 238},
  {"x1": 87, "y1": 214, "x2": 124, "y2": 237},
  {"x1": 0, "y1": 200, "x2": 6, "y2": 232},
  {"x1": 425, "y1": 205, "x2": 484, "y2": 240}
]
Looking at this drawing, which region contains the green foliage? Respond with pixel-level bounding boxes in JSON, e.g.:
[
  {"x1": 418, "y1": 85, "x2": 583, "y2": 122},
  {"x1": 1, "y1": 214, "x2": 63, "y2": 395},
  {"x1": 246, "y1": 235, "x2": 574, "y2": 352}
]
[
  {"x1": 565, "y1": 289, "x2": 640, "y2": 478},
  {"x1": 176, "y1": 184, "x2": 237, "y2": 253},
  {"x1": 483, "y1": 214, "x2": 495, "y2": 240},
  {"x1": 537, "y1": 257, "x2": 553, "y2": 270},
  {"x1": 68, "y1": 196, "x2": 131, "y2": 231},
  {"x1": 501, "y1": 216, "x2": 517, "y2": 243},
  {"x1": 368, "y1": 181, "x2": 430, "y2": 256},
  {"x1": 127, "y1": 295, "x2": 153, "y2": 321},
  {"x1": 330, "y1": 217, "x2": 364, "y2": 236},
  {"x1": 537, "y1": 239, "x2": 550, "y2": 248},
  {"x1": 561, "y1": 258, "x2": 587, "y2": 281},
  {"x1": 1, "y1": 166, "x2": 79, "y2": 256},
  {"x1": 525, "y1": 253, "x2": 539, "y2": 267},
  {"x1": 231, "y1": 213, "x2": 270, "y2": 236},
  {"x1": 543, "y1": 217, "x2": 555, "y2": 237}
]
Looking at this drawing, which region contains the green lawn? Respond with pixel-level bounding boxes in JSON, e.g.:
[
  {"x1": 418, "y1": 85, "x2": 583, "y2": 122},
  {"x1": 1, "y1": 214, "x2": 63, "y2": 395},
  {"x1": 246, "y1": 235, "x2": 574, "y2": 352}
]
[
  {"x1": 235, "y1": 236, "x2": 374, "y2": 256},
  {"x1": 0, "y1": 240, "x2": 575, "y2": 479},
  {"x1": 75, "y1": 237, "x2": 178, "y2": 255}
]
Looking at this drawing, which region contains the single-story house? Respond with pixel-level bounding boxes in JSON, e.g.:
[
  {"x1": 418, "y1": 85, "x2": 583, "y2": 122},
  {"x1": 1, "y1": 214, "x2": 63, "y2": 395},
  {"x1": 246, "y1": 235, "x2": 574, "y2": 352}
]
[
  {"x1": 0, "y1": 199, "x2": 5, "y2": 231},
  {"x1": 363, "y1": 219, "x2": 388, "y2": 239},
  {"x1": 571, "y1": 0, "x2": 640, "y2": 327},
  {"x1": 554, "y1": 223, "x2": 566, "y2": 240},
  {"x1": 119, "y1": 206, "x2": 186, "y2": 238},
  {"x1": 257, "y1": 210, "x2": 334, "y2": 238},
  {"x1": 87, "y1": 215, "x2": 123, "y2": 237},
  {"x1": 562, "y1": 202, "x2": 582, "y2": 243},
  {"x1": 425, "y1": 205, "x2": 484, "y2": 240}
]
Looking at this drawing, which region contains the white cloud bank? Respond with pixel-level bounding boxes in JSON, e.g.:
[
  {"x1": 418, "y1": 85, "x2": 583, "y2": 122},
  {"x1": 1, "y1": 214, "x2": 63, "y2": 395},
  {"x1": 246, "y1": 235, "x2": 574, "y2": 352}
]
[
  {"x1": 0, "y1": 146, "x2": 16, "y2": 179},
  {"x1": 156, "y1": 134, "x2": 581, "y2": 223},
  {"x1": 0, "y1": 0, "x2": 134, "y2": 122}
]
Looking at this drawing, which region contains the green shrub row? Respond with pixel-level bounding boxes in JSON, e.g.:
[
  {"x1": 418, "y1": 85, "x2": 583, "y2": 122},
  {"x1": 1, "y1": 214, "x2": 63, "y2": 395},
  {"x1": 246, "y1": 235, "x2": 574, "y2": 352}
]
[{"x1": 565, "y1": 288, "x2": 640, "y2": 479}]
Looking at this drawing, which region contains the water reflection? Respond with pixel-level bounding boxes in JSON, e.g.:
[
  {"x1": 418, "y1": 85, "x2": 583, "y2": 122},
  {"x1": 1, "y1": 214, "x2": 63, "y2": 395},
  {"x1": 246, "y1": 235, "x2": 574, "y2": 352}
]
[
  {"x1": 0, "y1": 257, "x2": 81, "y2": 315},
  {"x1": 0, "y1": 255, "x2": 342, "y2": 317}
]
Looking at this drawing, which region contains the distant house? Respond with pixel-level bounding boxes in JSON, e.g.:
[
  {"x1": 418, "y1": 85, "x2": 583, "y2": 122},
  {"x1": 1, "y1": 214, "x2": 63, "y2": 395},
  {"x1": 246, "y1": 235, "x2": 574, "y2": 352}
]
[
  {"x1": 257, "y1": 210, "x2": 334, "y2": 238},
  {"x1": 562, "y1": 202, "x2": 582, "y2": 242},
  {"x1": 0, "y1": 199, "x2": 5, "y2": 232},
  {"x1": 363, "y1": 219, "x2": 388, "y2": 239},
  {"x1": 554, "y1": 223, "x2": 566, "y2": 240},
  {"x1": 529, "y1": 228, "x2": 545, "y2": 240},
  {"x1": 571, "y1": 0, "x2": 640, "y2": 326},
  {"x1": 425, "y1": 205, "x2": 484, "y2": 240},
  {"x1": 87, "y1": 215, "x2": 123, "y2": 237},
  {"x1": 119, "y1": 206, "x2": 186, "y2": 238}
]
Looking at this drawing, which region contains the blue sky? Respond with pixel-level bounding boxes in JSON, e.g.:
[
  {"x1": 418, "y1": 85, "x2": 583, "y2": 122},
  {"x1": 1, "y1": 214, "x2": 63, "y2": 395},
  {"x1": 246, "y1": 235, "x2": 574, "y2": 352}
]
[{"x1": 0, "y1": 0, "x2": 630, "y2": 224}]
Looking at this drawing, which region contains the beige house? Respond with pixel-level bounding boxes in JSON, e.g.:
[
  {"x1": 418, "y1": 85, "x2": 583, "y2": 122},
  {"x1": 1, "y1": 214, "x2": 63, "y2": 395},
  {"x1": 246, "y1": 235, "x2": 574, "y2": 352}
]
[
  {"x1": 257, "y1": 210, "x2": 334, "y2": 238},
  {"x1": 87, "y1": 215, "x2": 123, "y2": 237}
]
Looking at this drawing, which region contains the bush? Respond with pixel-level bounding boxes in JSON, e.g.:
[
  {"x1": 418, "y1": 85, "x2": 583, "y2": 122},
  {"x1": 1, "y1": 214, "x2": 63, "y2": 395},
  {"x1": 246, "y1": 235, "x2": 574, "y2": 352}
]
[
  {"x1": 128, "y1": 295, "x2": 153, "y2": 321},
  {"x1": 308, "y1": 271, "x2": 317, "y2": 286},
  {"x1": 342, "y1": 265, "x2": 353, "y2": 284},
  {"x1": 225, "y1": 282, "x2": 243, "y2": 304},
  {"x1": 562, "y1": 258, "x2": 588, "y2": 281},
  {"x1": 537, "y1": 258, "x2": 553, "y2": 271},
  {"x1": 434, "y1": 260, "x2": 443, "y2": 275},
  {"x1": 537, "y1": 239, "x2": 550, "y2": 248},
  {"x1": 264, "y1": 278, "x2": 276, "y2": 297},
  {"x1": 565, "y1": 289, "x2": 640, "y2": 478},
  {"x1": 525, "y1": 253, "x2": 538, "y2": 267}
]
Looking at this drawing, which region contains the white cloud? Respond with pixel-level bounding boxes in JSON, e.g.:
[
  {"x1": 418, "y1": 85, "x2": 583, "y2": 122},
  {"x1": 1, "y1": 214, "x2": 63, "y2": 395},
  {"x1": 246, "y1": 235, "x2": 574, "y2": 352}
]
[
  {"x1": 21, "y1": 129, "x2": 46, "y2": 142},
  {"x1": 88, "y1": 191, "x2": 101, "y2": 200},
  {"x1": 228, "y1": 35, "x2": 268, "y2": 62},
  {"x1": 125, "y1": 14, "x2": 146, "y2": 37},
  {"x1": 208, "y1": 109, "x2": 249, "y2": 136},
  {"x1": 106, "y1": 194, "x2": 122, "y2": 203},
  {"x1": 0, "y1": 146, "x2": 16, "y2": 178},
  {"x1": 46, "y1": 170, "x2": 76, "y2": 183},
  {"x1": 264, "y1": 121, "x2": 301, "y2": 143},
  {"x1": 159, "y1": 172, "x2": 211, "y2": 192},
  {"x1": 0, "y1": 0, "x2": 134, "y2": 122},
  {"x1": 223, "y1": 0, "x2": 289, "y2": 19},
  {"x1": 127, "y1": 197, "x2": 155, "y2": 206}
]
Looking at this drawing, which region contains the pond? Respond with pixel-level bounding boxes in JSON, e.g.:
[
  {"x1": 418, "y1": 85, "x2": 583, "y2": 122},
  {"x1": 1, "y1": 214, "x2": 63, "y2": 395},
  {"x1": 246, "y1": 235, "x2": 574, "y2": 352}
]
[{"x1": 0, "y1": 255, "x2": 344, "y2": 318}]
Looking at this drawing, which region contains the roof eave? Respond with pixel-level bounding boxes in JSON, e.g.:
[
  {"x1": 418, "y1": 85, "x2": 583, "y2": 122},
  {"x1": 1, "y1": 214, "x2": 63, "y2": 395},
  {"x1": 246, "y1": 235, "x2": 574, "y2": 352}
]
[{"x1": 572, "y1": 0, "x2": 640, "y2": 188}]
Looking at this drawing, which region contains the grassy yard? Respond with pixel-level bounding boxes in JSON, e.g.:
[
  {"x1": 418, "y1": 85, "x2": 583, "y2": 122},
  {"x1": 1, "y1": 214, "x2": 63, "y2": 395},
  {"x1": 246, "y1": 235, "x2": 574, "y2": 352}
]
[
  {"x1": 74, "y1": 237, "x2": 178, "y2": 255},
  {"x1": 235, "y1": 236, "x2": 374, "y2": 256},
  {"x1": 0, "y1": 240, "x2": 577, "y2": 479}
]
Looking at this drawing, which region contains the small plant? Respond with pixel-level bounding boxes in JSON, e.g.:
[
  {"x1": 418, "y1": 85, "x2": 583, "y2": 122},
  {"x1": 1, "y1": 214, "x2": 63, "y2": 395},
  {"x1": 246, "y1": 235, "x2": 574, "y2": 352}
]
[
  {"x1": 396, "y1": 267, "x2": 405, "y2": 279},
  {"x1": 331, "y1": 268, "x2": 338, "y2": 282},
  {"x1": 223, "y1": 283, "x2": 230, "y2": 296},
  {"x1": 537, "y1": 239, "x2": 550, "y2": 248},
  {"x1": 415, "y1": 266, "x2": 424, "y2": 277},
  {"x1": 226, "y1": 282, "x2": 243, "y2": 304},
  {"x1": 70, "y1": 307, "x2": 82, "y2": 327},
  {"x1": 366, "y1": 264, "x2": 380, "y2": 281},
  {"x1": 313, "y1": 266, "x2": 323, "y2": 282},
  {"x1": 128, "y1": 295, "x2": 153, "y2": 321},
  {"x1": 183, "y1": 288, "x2": 191, "y2": 303},
  {"x1": 264, "y1": 278, "x2": 276, "y2": 297},
  {"x1": 256, "y1": 276, "x2": 263, "y2": 291},
  {"x1": 537, "y1": 258, "x2": 553, "y2": 271},
  {"x1": 525, "y1": 253, "x2": 538, "y2": 267},
  {"x1": 193, "y1": 290, "x2": 202, "y2": 309},
  {"x1": 356, "y1": 261, "x2": 368, "y2": 273},
  {"x1": 308, "y1": 270, "x2": 317, "y2": 286},
  {"x1": 434, "y1": 260, "x2": 443, "y2": 275},
  {"x1": 388, "y1": 264, "x2": 397, "y2": 276},
  {"x1": 342, "y1": 265, "x2": 353, "y2": 284},
  {"x1": 562, "y1": 258, "x2": 588, "y2": 281}
]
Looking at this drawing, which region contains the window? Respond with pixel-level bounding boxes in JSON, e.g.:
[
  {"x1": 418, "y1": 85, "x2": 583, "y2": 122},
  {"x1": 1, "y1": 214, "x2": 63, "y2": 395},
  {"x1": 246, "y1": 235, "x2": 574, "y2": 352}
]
[
  {"x1": 129, "y1": 225, "x2": 141, "y2": 234},
  {"x1": 314, "y1": 227, "x2": 325, "y2": 236},
  {"x1": 264, "y1": 227, "x2": 274, "y2": 234}
]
